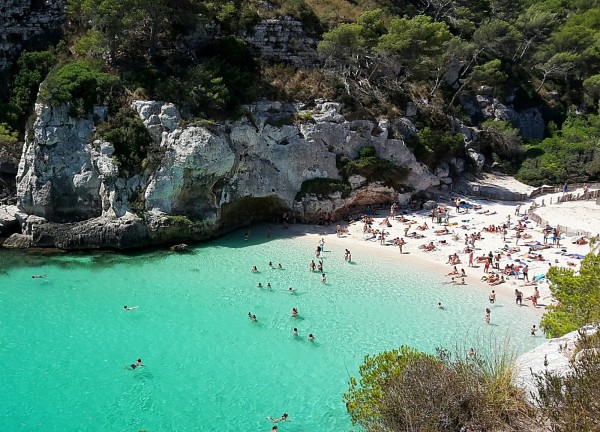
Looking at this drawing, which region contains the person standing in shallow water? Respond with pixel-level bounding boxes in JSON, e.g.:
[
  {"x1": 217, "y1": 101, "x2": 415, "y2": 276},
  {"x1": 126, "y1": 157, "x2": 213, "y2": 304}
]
[{"x1": 485, "y1": 308, "x2": 491, "y2": 324}]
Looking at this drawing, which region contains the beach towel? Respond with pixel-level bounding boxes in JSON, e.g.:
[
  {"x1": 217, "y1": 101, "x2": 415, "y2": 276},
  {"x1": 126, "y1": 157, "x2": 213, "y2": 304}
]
[{"x1": 533, "y1": 274, "x2": 545, "y2": 281}]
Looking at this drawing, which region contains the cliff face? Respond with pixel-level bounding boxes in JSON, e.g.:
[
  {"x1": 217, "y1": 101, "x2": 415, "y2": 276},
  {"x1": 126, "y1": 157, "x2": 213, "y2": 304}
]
[
  {"x1": 0, "y1": 0, "x2": 65, "y2": 98},
  {"x1": 6, "y1": 100, "x2": 443, "y2": 249}
]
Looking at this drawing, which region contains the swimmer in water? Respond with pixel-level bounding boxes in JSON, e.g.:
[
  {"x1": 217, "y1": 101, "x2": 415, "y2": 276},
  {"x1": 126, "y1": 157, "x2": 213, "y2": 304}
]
[
  {"x1": 437, "y1": 302, "x2": 444, "y2": 309},
  {"x1": 308, "y1": 334, "x2": 315, "y2": 342},
  {"x1": 251, "y1": 266, "x2": 258, "y2": 273},
  {"x1": 269, "y1": 261, "x2": 273, "y2": 268},
  {"x1": 266, "y1": 283, "x2": 272, "y2": 289},
  {"x1": 293, "y1": 327, "x2": 298, "y2": 336},
  {"x1": 321, "y1": 273, "x2": 326, "y2": 284},
  {"x1": 130, "y1": 358, "x2": 144, "y2": 369},
  {"x1": 285, "y1": 287, "x2": 297, "y2": 293},
  {"x1": 291, "y1": 308, "x2": 298, "y2": 317},
  {"x1": 267, "y1": 413, "x2": 289, "y2": 423},
  {"x1": 31, "y1": 275, "x2": 47, "y2": 279},
  {"x1": 309, "y1": 260, "x2": 316, "y2": 271},
  {"x1": 278, "y1": 263, "x2": 283, "y2": 269},
  {"x1": 257, "y1": 282, "x2": 263, "y2": 288},
  {"x1": 271, "y1": 426, "x2": 278, "y2": 432},
  {"x1": 244, "y1": 231, "x2": 250, "y2": 241},
  {"x1": 123, "y1": 305, "x2": 139, "y2": 311}
]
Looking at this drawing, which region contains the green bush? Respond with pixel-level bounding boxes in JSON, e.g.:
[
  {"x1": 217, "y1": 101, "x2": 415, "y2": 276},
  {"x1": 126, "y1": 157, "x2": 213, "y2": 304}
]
[
  {"x1": 345, "y1": 344, "x2": 533, "y2": 431},
  {"x1": 96, "y1": 107, "x2": 154, "y2": 172},
  {"x1": 295, "y1": 178, "x2": 351, "y2": 200},
  {"x1": 0, "y1": 50, "x2": 56, "y2": 130},
  {"x1": 517, "y1": 111, "x2": 600, "y2": 186},
  {"x1": 0, "y1": 123, "x2": 18, "y2": 146},
  {"x1": 415, "y1": 127, "x2": 463, "y2": 168},
  {"x1": 338, "y1": 147, "x2": 410, "y2": 191},
  {"x1": 39, "y1": 61, "x2": 121, "y2": 116},
  {"x1": 541, "y1": 250, "x2": 600, "y2": 338}
]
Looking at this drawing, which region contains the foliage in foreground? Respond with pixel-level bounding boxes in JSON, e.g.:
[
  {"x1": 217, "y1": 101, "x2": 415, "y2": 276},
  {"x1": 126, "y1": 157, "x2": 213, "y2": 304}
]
[
  {"x1": 344, "y1": 344, "x2": 533, "y2": 431},
  {"x1": 534, "y1": 326, "x2": 600, "y2": 432},
  {"x1": 541, "y1": 249, "x2": 600, "y2": 338}
]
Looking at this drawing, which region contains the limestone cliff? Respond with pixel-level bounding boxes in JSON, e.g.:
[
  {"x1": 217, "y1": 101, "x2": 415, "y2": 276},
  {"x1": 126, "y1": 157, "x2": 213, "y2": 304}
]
[{"x1": 5, "y1": 100, "x2": 442, "y2": 249}]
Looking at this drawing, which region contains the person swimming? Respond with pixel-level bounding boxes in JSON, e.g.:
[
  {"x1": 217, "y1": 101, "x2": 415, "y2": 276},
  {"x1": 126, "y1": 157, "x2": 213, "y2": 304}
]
[
  {"x1": 285, "y1": 287, "x2": 297, "y2": 293},
  {"x1": 266, "y1": 283, "x2": 272, "y2": 289},
  {"x1": 308, "y1": 334, "x2": 315, "y2": 341},
  {"x1": 437, "y1": 302, "x2": 444, "y2": 309},
  {"x1": 321, "y1": 274, "x2": 326, "y2": 284},
  {"x1": 123, "y1": 305, "x2": 139, "y2": 311},
  {"x1": 251, "y1": 266, "x2": 258, "y2": 273},
  {"x1": 257, "y1": 282, "x2": 263, "y2": 288},
  {"x1": 291, "y1": 308, "x2": 298, "y2": 317},
  {"x1": 267, "y1": 413, "x2": 289, "y2": 423},
  {"x1": 130, "y1": 358, "x2": 144, "y2": 369},
  {"x1": 293, "y1": 327, "x2": 298, "y2": 336},
  {"x1": 31, "y1": 275, "x2": 47, "y2": 279}
]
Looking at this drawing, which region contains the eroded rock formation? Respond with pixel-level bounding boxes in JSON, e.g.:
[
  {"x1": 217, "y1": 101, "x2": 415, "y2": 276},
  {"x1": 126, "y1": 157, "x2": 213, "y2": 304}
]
[{"x1": 6, "y1": 100, "x2": 440, "y2": 249}]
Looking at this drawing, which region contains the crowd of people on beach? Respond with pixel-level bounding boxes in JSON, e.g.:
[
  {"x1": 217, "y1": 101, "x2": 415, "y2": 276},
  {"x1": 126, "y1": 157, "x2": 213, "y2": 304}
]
[{"x1": 351, "y1": 197, "x2": 566, "y2": 337}]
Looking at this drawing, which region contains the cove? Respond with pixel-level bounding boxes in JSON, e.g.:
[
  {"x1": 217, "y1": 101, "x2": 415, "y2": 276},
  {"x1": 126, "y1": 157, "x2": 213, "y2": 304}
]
[{"x1": 0, "y1": 228, "x2": 543, "y2": 432}]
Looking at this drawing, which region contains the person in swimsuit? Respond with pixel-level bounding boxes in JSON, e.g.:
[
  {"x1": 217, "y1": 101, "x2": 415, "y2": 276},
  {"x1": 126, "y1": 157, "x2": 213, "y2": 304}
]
[
  {"x1": 293, "y1": 328, "x2": 298, "y2": 336},
  {"x1": 271, "y1": 426, "x2": 278, "y2": 431},
  {"x1": 266, "y1": 283, "x2": 272, "y2": 289},
  {"x1": 437, "y1": 302, "x2": 445, "y2": 309},
  {"x1": 485, "y1": 308, "x2": 491, "y2": 324},
  {"x1": 531, "y1": 325, "x2": 537, "y2": 336},
  {"x1": 124, "y1": 305, "x2": 139, "y2": 311},
  {"x1": 252, "y1": 266, "x2": 258, "y2": 273},
  {"x1": 515, "y1": 289, "x2": 523, "y2": 306},
  {"x1": 489, "y1": 290, "x2": 496, "y2": 304},
  {"x1": 32, "y1": 275, "x2": 47, "y2": 279},
  {"x1": 291, "y1": 308, "x2": 298, "y2": 317},
  {"x1": 321, "y1": 274, "x2": 326, "y2": 284},
  {"x1": 130, "y1": 358, "x2": 144, "y2": 369},
  {"x1": 308, "y1": 334, "x2": 315, "y2": 341},
  {"x1": 268, "y1": 413, "x2": 289, "y2": 423}
]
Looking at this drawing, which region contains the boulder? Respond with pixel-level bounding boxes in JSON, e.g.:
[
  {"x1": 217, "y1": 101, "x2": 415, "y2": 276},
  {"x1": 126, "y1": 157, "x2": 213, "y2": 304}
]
[
  {"x1": 467, "y1": 149, "x2": 485, "y2": 171},
  {"x1": 515, "y1": 325, "x2": 598, "y2": 404},
  {"x1": 423, "y1": 200, "x2": 438, "y2": 210},
  {"x1": 2, "y1": 233, "x2": 32, "y2": 248}
]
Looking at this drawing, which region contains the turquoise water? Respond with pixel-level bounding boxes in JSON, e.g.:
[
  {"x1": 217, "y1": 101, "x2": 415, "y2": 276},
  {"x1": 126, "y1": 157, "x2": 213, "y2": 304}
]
[{"x1": 0, "y1": 227, "x2": 543, "y2": 432}]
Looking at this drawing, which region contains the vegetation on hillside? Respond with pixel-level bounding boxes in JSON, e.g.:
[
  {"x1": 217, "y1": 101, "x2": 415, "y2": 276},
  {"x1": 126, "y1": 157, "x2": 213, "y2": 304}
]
[{"x1": 1, "y1": 0, "x2": 599, "y2": 181}]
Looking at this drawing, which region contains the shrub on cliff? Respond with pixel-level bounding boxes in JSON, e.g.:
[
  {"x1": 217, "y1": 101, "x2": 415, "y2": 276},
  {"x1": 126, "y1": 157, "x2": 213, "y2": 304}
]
[
  {"x1": 295, "y1": 178, "x2": 351, "y2": 200},
  {"x1": 39, "y1": 61, "x2": 121, "y2": 116},
  {"x1": 96, "y1": 107, "x2": 154, "y2": 173},
  {"x1": 344, "y1": 344, "x2": 534, "y2": 431},
  {"x1": 338, "y1": 146, "x2": 410, "y2": 191},
  {"x1": 0, "y1": 50, "x2": 57, "y2": 131}
]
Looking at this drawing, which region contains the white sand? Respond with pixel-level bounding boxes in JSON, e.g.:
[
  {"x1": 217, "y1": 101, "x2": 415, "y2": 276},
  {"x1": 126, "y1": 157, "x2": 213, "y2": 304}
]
[{"x1": 283, "y1": 188, "x2": 598, "y2": 316}]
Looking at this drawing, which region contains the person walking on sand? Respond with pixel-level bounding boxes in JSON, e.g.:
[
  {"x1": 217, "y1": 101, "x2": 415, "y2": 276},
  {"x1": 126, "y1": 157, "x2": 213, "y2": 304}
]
[
  {"x1": 515, "y1": 289, "x2": 523, "y2": 306},
  {"x1": 485, "y1": 308, "x2": 491, "y2": 324},
  {"x1": 468, "y1": 250, "x2": 474, "y2": 267},
  {"x1": 532, "y1": 287, "x2": 540, "y2": 307},
  {"x1": 398, "y1": 238, "x2": 405, "y2": 254},
  {"x1": 523, "y1": 264, "x2": 529, "y2": 282}
]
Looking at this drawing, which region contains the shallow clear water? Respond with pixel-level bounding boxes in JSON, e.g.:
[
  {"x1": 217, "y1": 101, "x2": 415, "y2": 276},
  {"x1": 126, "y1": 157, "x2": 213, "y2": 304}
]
[{"x1": 0, "y1": 227, "x2": 543, "y2": 432}]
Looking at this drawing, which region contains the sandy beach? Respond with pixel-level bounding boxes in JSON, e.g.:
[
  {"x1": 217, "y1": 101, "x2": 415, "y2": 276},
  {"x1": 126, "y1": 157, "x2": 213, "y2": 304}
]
[{"x1": 283, "y1": 183, "x2": 598, "y2": 318}]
